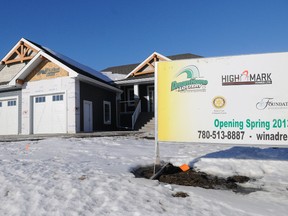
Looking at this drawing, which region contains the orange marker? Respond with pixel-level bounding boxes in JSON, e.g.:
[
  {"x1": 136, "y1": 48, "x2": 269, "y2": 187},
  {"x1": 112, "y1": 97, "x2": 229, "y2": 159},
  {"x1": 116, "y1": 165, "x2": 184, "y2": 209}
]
[{"x1": 179, "y1": 164, "x2": 190, "y2": 172}]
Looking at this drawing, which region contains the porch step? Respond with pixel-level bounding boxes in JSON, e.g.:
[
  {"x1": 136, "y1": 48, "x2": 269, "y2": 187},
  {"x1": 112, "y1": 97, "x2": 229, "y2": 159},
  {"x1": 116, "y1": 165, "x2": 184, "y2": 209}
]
[
  {"x1": 134, "y1": 112, "x2": 155, "y2": 132},
  {"x1": 139, "y1": 117, "x2": 155, "y2": 132}
]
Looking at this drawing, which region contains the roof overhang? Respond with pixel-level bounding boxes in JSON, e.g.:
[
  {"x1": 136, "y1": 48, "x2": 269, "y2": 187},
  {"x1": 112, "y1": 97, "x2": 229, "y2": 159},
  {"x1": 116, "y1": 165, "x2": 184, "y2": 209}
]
[
  {"x1": 0, "y1": 85, "x2": 22, "y2": 92},
  {"x1": 115, "y1": 77, "x2": 154, "y2": 86},
  {"x1": 77, "y1": 74, "x2": 122, "y2": 93}
]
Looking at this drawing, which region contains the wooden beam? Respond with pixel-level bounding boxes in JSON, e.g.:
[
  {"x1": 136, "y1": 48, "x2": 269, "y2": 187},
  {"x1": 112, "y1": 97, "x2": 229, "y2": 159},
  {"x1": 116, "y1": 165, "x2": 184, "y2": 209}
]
[
  {"x1": 5, "y1": 56, "x2": 33, "y2": 65},
  {"x1": 3, "y1": 42, "x2": 38, "y2": 65},
  {"x1": 40, "y1": 55, "x2": 47, "y2": 60},
  {"x1": 16, "y1": 79, "x2": 24, "y2": 85},
  {"x1": 133, "y1": 70, "x2": 154, "y2": 76},
  {"x1": 147, "y1": 62, "x2": 155, "y2": 68}
]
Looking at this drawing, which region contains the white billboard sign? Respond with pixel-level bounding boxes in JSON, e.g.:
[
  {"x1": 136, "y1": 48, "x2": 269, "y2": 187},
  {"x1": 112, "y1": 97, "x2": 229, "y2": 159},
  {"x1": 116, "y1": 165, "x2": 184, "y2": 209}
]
[{"x1": 156, "y1": 52, "x2": 288, "y2": 145}]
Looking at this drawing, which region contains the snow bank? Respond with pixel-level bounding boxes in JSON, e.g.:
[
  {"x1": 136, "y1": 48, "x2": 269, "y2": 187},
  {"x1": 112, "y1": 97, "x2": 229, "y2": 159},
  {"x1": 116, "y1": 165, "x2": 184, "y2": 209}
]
[{"x1": 0, "y1": 137, "x2": 287, "y2": 216}]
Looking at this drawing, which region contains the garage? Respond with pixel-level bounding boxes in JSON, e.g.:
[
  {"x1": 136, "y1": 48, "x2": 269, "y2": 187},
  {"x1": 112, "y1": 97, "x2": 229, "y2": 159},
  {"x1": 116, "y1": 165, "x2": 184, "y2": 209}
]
[
  {"x1": 0, "y1": 98, "x2": 19, "y2": 135},
  {"x1": 33, "y1": 93, "x2": 66, "y2": 134}
]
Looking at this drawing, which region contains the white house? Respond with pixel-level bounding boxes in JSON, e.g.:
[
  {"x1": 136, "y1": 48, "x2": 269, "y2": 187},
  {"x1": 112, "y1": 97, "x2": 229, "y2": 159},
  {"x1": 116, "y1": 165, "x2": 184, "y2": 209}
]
[{"x1": 0, "y1": 38, "x2": 121, "y2": 135}]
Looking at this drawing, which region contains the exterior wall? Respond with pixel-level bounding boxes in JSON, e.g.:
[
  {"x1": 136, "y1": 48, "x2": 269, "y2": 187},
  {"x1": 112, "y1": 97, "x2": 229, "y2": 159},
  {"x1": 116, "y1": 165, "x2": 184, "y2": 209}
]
[
  {"x1": 80, "y1": 81, "x2": 117, "y2": 131},
  {"x1": 0, "y1": 63, "x2": 26, "y2": 84},
  {"x1": 21, "y1": 76, "x2": 77, "y2": 134},
  {"x1": 0, "y1": 89, "x2": 22, "y2": 134}
]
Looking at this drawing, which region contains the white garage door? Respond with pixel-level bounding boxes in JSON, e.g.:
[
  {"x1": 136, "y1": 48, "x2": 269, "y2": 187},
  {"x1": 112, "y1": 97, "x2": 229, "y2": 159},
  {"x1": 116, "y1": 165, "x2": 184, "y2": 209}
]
[
  {"x1": 0, "y1": 98, "x2": 18, "y2": 135},
  {"x1": 33, "y1": 93, "x2": 66, "y2": 134}
]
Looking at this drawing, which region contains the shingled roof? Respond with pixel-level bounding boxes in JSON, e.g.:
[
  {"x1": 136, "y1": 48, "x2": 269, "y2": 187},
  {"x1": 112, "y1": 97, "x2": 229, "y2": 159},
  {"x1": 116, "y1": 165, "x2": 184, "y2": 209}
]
[{"x1": 25, "y1": 39, "x2": 114, "y2": 85}]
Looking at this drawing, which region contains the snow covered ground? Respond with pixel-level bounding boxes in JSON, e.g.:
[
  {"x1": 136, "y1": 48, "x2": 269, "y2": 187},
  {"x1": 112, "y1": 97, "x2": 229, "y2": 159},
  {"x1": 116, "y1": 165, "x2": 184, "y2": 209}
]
[{"x1": 0, "y1": 135, "x2": 287, "y2": 216}]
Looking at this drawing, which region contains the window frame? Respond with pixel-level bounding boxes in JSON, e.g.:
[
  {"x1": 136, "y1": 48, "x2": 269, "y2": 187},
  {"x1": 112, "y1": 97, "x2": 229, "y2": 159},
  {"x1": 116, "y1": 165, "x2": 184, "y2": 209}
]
[
  {"x1": 103, "y1": 101, "x2": 111, "y2": 125},
  {"x1": 7, "y1": 100, "x2": 17, "y2": 107},
  {"x1": 35, "y1": 96, "x2": 46, "y2": 103},
  {"x1": 52, "y1": 94, "x2": 64, "y2": 102}
]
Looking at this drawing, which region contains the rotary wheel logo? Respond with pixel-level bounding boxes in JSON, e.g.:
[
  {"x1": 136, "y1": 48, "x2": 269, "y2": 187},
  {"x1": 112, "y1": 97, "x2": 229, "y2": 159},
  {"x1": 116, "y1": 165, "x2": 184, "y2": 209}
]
[{"x1": 213, "y1": 96, "x2": 226, "y2": 109}]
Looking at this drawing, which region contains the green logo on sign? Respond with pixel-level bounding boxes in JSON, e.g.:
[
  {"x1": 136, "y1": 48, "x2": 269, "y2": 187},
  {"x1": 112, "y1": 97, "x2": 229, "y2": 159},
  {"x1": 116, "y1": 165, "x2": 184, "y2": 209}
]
[{"x1": 171, "y1": 65, "x2": 208, "y2": 92}]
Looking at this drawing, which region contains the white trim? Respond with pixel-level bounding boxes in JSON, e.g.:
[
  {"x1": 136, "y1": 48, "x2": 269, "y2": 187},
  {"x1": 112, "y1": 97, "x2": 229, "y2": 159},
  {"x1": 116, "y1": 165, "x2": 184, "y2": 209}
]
[
  {"x1": 103, "y1": 101, "x2": 111, "y2": 125},
  {"x1": 134, "y1": 84, "x2": 139, "y2": 99},
  {"x1": 125, "y1": 52, "x2": 171, "y2": 78},
  {"x1": 115, "y1": 77, "x2": 154, "y2": 85},
  {"x1": 0, "y1": 95, "x2": 18, "y2": 101},
  {"x1": 0, "y1": 85, "x2": 20, "y2": 90}
]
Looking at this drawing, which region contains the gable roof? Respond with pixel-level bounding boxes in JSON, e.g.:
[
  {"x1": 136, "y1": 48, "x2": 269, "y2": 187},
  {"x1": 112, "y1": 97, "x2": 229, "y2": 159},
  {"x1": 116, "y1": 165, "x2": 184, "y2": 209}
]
[
  {"x1": 101, "y1": 52, "x2": 202, "y2": 76},
  {"x1": 125, "y1": 52, "x2": 170, "y2": 78},
  {"x1": 0, "y1": 38, "x2": 120, "y2": 92},
  {"x1": 168, "y1": 53, "x2": 202, "y2": 60},
  {"x1": 101, "y1": 63, "x2": 139, "y2": 75},
  {"x1": 24, "y1": 39, "x2": 113, "y2": 84}
]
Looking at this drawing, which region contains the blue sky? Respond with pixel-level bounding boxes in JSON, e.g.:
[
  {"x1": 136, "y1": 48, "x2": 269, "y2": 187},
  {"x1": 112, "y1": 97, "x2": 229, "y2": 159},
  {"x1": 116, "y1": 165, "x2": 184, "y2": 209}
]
[{"x1": 1, "y1": 0, "x2": 288, "y2": 70}]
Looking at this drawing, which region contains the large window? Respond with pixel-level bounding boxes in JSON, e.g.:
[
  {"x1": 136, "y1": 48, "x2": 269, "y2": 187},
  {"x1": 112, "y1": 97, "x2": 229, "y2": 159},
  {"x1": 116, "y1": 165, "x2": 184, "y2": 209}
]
[{"x1": 103, "y1": 101, "x2": 111, "y2": 125}]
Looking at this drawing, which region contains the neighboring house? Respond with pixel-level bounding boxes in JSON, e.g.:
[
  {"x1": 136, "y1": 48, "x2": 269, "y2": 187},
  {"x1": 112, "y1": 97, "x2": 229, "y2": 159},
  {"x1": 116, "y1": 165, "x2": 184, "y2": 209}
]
[
  {"x1": 0, "y1": 38, "x2": 121, "y2": 135},
  {"x1": 101, "y1": 52, "x2": 202, "y2": 130}
]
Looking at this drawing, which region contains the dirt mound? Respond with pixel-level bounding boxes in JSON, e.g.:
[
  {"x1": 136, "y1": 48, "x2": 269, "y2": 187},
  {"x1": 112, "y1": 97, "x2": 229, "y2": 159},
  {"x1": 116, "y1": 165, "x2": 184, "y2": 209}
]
[{"x1": 131, "y1": 163, "x2": 259, "y2": 194}]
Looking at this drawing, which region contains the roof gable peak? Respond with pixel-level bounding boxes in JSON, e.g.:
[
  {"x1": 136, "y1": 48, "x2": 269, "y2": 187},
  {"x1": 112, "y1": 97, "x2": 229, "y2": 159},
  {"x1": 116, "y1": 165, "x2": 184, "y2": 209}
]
[
  {"x1": 126, "y1": 52, "x2": 170, "y2": 78},
  {"x1": 1, "y1": 38, "x2": 40, "y2": 65}
]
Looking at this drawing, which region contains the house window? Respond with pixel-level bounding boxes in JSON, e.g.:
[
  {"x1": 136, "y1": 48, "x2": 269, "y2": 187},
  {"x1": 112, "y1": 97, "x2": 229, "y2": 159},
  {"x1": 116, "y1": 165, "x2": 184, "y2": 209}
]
[
  {"x1": 35, "y1": 96, "x2": 46, "y2": 103},
  {"x1": 103, "y1": 101, "x2": 111, "y2": 125},
  {"x1": 7, "y1": 100, "x2": 16, "y2": 106},
  {"x1": 52, "y1": 94, "x2": 64, "y2": 101}
]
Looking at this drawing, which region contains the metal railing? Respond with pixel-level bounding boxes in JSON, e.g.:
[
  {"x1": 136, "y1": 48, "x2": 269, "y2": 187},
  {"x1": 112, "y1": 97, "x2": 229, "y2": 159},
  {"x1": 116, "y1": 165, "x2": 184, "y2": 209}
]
[
  {"x1": 132, "y1": 100, "x2": 141, "y2": 130},
  {"x1": 118, "y1": 99, "x2": 141, "y2": 129}
]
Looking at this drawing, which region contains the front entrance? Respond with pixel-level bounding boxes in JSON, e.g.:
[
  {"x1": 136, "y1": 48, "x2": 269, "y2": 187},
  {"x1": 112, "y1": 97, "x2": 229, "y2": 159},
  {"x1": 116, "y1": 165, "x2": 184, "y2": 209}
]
[
  {"x1": 83, "y1": 100, "x2": 93, "y2": 132},
  {"x1": 147, "y1": 86, "x2": 154, "y2": 112}
]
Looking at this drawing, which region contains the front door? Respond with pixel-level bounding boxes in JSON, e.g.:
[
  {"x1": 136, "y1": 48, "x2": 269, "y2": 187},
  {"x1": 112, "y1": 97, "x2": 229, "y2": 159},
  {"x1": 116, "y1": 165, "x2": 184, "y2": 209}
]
[
  {"x1": 147, "y1": 86, "x2": 154, "y2": 112},
  {"x1": 83, "y1": 100, "x2": 93, "y2": 132}
]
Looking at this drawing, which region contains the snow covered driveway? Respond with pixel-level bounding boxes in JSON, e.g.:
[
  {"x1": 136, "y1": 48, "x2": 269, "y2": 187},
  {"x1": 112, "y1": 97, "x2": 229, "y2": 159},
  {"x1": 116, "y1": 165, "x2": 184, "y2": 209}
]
[{"x1": 0, "y1": 136, "x2": 287, "y2": 216}]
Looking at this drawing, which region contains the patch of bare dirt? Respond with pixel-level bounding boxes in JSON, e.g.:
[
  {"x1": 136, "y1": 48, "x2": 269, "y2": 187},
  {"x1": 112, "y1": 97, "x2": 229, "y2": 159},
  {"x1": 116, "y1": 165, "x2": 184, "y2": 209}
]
[{"x1": 131, "y1": 163, "x2": 260, "y2": 194}]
